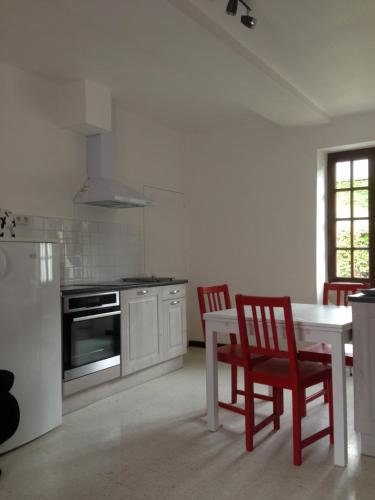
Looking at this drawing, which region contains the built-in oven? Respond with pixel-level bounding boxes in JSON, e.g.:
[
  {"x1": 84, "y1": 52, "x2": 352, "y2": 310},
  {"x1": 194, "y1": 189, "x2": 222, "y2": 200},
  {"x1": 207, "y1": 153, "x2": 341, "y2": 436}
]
[{"x1": 63, "y1": 291, "x2": 121, "y2": 381}]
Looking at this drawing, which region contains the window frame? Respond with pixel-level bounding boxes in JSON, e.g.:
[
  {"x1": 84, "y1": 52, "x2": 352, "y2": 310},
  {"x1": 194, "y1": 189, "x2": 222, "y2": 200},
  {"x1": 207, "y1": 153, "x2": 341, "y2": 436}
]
[{"x1": 327, "y1": 147, "x2": 375, "y2": 284}]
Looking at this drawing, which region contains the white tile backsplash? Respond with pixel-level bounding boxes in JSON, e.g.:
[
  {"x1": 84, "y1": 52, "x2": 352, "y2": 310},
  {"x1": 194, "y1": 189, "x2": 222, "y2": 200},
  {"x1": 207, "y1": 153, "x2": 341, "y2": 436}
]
[{"x1": 15, "y1": 216, "x2": 144, "y2": 284}]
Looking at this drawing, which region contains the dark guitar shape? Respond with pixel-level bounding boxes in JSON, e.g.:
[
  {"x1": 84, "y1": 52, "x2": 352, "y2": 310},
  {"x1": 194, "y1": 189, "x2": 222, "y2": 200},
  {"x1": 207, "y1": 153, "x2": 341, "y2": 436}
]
[{"x1": 0, "y1": 370, "x2": 20, "y2": 476}]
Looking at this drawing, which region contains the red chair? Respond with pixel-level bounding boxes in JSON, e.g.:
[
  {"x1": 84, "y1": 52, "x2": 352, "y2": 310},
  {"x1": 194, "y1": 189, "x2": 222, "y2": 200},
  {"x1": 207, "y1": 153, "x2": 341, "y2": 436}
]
[
  {"x1": 322, "y1": 282, "x2": 369, "y2": 307},
  {"x1": 236, "y1": 294, "x2": 334, "y2": 466},
  {"x1": 197, "y1": 284, "x2": 279, "y2": 415},
  {"x1": 299, "y1": 282, "x2": 369, "y2": 414}
]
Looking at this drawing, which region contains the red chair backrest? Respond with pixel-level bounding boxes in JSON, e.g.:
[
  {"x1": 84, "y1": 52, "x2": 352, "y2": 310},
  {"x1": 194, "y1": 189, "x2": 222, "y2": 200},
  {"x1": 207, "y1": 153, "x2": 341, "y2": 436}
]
[
  {"x1": 197, "y1": 284, "x2": 233, "y2": 342},
  {"x1": 235, "y1": 294, "x2": 299, "y2": 383},
  {"x1": 323, "y1": 282, "x2": 369, "y2": 306}
]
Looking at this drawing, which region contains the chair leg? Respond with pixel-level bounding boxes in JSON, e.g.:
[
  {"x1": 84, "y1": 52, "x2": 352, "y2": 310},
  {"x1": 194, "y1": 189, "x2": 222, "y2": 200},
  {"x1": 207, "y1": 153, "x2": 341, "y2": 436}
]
[
  {"x1": 231, "y1": 365, "x2": 238, "y2": 404},
  {"x1": 292, "y1": 389, "x2": 302, "y2": 466},
  {"x1": 244, "y1": 379, "x2": 254, "y2": 452},
  {"x1": 328, "y1": 378, "x2": 334, "y2": 445},
  {"x1": 278, "y1": 389, "x2": 284, "y2": 415},
  {"x1": 273, "y1": 388, "x2": 281, "y2": 430},
  {"x1": 323, "y1": 380, "x2": 329, "y2": 403},
  {"x1": 301, "y1": 389, "x2": 307, "y2": 417}
]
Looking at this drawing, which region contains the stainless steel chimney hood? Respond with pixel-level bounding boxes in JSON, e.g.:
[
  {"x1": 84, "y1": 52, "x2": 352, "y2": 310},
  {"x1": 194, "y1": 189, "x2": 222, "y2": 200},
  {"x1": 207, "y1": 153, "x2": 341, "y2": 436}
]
[{"x1": 74, "y1": 106, "x2": 153, "y2": 208}]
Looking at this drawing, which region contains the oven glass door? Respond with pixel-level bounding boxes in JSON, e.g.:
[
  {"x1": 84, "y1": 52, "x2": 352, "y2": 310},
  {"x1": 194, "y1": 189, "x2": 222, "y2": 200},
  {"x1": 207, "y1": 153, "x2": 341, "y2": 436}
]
[{"x1": 64, "y1": 308, "x2": 120, "y2": 379}]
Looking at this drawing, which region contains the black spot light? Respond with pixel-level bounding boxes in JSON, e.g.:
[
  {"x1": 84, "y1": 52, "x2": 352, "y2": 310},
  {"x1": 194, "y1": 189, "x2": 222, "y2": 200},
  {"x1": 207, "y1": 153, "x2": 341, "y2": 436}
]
[
  {"x1": 226, "y1": 0, "x2": 257, "y2": 30},
  {"x1": 241, "y1": 13, "x2": 257, "y2": 29}
]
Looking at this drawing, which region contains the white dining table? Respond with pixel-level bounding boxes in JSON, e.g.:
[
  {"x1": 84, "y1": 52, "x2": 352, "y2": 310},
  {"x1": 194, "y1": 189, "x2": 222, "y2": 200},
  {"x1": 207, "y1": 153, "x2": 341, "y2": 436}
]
[{"x1": 203, "y1": 303, "x2": 353, "y2": 467}]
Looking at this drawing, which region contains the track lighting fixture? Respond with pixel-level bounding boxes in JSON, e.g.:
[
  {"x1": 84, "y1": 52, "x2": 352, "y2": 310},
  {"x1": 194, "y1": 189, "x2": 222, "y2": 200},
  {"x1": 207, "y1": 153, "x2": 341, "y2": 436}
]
[
  {"x1": 225, "y1": 0, "x2": 257, "y2": 29},
  {"x1": 226, "y1": 0, "x2": 238, "y2": 16},
  {"x1": 241, "y1": 11, "x2": 257, "y2": 29}
]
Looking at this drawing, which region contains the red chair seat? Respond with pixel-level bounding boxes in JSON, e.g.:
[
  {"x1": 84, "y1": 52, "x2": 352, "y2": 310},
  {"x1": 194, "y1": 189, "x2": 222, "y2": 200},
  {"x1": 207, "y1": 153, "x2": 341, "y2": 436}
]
[
  {"x1": 218, "y1": 345, "x2": 270, "y2": 366},
  {"x1": 251, "y1": 358, "x2": 332, "y2": 388},
  {"x1": 299, "y1": 343, "x2": 353, "y2": 367},
  {"x1": 217, "y1": 343, "x2": 244, "y2": 363}
]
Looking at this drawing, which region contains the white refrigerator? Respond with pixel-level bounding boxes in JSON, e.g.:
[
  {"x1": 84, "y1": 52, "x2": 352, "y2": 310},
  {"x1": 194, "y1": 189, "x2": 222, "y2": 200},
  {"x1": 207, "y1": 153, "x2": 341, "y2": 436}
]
[{"x1": 0, "y1": 240, "x2": 62, "y2": 453}]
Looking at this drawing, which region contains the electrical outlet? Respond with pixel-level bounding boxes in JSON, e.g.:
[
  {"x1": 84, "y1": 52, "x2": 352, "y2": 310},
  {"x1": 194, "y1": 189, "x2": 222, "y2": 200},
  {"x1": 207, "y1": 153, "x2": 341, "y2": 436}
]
[{"x1": 15, "y1": 215, "x2": 29, "y2": 226}]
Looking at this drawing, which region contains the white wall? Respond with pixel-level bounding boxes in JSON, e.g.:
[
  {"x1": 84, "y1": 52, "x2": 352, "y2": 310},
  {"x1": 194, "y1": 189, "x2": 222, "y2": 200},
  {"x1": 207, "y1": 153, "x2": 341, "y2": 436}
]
[
  {"x1": 4, "y1": 62, "x2": 375, "y2": 342},
  {"x1": 116, "y1": 107, "x2": 186, "y2": 226},
  {"x1": 0, "y1": 63, "x2": 85, "y2": 217},
  {"x1": 0, "y1": 62, "x2": 186, "y2": 243},
  {"x1": 185, "y1": 110, "x2": 375, "y2": 340},
  {"x1": 185, "y1": 116, "x2": 287, "y2": 340},
  {"x1": 0, "y1": 62, "x2": 187, "y2": 289},
  {"x1": 282, "y1": 111, "x2": 375, "y2": 305}
]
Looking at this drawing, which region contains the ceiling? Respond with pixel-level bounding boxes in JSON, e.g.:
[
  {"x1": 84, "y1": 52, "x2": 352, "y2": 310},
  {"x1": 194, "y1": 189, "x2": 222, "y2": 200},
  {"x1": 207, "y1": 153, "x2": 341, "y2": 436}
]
[{"x1": 0, "y1": 0, "x2": 375, "y2": 131}]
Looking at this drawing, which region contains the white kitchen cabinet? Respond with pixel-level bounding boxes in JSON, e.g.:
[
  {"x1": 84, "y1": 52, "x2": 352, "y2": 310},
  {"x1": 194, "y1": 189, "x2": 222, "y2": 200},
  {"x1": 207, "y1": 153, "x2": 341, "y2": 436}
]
[
  {"x1": 121, "y1": 287, "x2": 162, "y2": 375},
  {"x1": 350, "y1": 297, "x2": 375, "y2": 457},
  {"x1": 163, "y1": 296, "x2": 187, "y2": 360},
  {"x1": 121, "y1": 284, "x2": 187, "y2": 375}
]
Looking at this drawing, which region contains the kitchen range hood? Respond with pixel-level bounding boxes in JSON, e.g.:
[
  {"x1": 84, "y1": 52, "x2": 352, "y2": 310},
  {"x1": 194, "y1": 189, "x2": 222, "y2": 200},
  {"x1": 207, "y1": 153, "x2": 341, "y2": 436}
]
[{"x1": 74, "y1": 108, "x2": 153, "y2": 208}]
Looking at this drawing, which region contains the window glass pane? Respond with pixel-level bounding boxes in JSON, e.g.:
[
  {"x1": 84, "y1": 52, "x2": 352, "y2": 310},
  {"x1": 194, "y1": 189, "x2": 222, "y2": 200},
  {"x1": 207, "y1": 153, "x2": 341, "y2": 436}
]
[
  {"x1": 336, "y1": 250, "x2": 351, "y2": 278},
  {"x1": 335, "y1": 161, "x2": 351, "y2": 189},
  {"x1": 336, "y1": 191, "x2": 351, "y2": 218},
  {"x1": 353, "y1": 250, "x2": 369, "y2": 278},
  {"x1": 336, "y1": 220, "x2": 351, "y2": 248},
  {"x1": 353, "y1": 159, "x2": 368, "y2": 188},
  {"x1": 353, "y1": 220, "x2": 369, "y2": 247},
  {"x1": 353, "y1": 190, "x2": 368, "y2": 217}
]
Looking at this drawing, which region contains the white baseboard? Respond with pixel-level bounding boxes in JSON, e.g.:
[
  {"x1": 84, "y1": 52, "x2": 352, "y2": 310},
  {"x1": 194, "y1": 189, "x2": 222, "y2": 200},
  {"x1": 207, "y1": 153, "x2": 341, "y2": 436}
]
[{"x1": 62, "y1": 356, "x2": 183, "y2": 415}]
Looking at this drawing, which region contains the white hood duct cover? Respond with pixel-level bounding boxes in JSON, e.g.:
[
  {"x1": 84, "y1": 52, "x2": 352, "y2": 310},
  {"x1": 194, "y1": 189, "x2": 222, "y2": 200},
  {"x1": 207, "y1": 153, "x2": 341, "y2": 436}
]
[{"x1": 74, "y1": 109, "x2": 153, "y2": 208}]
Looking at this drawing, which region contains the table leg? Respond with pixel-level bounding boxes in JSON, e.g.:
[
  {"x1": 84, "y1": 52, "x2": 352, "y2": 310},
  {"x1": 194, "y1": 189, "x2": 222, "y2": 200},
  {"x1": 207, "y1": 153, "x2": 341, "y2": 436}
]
[
  {"x1": 206, "y1": 324, "x2": 219, "y2": 431},
  {"x1": 331, "y1": 335, "x2": 348, "y2": 467}
]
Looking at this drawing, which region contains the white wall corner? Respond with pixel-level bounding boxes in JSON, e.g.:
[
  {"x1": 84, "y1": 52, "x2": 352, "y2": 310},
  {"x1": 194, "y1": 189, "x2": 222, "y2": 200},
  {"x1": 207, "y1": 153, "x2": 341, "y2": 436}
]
[{"x1": 316, "y1": 149, "x2": 327, "y2": 304}]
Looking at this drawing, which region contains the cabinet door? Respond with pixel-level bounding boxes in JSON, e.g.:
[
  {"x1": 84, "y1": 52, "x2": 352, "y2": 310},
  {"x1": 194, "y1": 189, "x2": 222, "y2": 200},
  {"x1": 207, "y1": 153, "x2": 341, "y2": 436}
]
[
  {"x1": 121, "y1": 289, "x2": 162, "y2": 375},
  {"x1": 353, "y1": 302, "x2": 375, "y2": 440},
  {"x1": 163, "y1": 297, "x2": 187, "y2": 360}
]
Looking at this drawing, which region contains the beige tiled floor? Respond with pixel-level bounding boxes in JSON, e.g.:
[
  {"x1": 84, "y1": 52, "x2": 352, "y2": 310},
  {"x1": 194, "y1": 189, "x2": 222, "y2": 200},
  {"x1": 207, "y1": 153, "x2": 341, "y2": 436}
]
[{"x1": 1, "y1": 348, "x2": 374, "y2": 499}]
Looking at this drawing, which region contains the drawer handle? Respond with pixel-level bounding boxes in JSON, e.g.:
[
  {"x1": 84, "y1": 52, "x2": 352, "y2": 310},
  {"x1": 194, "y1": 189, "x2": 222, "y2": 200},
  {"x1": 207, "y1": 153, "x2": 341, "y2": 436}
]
[
  {"x1": 170, "y1": 290, "x2": 180, "y2": 295},
  {"x1": 137, "y1": 290, "x2": 149, "y2": 295},
  {"x1": 171, "y1": 300, "x2": 180, "y2": 305}
]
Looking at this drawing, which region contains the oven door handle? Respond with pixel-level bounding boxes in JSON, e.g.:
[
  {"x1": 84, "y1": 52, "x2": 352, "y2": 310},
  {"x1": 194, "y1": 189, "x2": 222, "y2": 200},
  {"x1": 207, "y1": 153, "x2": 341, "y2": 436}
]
[{"x1": 73, "y1": 311, "x2": 121, "y2": 322}]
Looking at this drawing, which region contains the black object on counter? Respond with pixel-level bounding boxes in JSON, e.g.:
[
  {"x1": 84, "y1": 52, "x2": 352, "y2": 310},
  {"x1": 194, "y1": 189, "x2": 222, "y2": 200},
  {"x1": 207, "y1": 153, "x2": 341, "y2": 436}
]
[
  {"x1": 348, "y1": 291, "x2": 375, "y2": 303},
  {"x1": 0, "y1": 370, "x2": 20, "y2": 476}
]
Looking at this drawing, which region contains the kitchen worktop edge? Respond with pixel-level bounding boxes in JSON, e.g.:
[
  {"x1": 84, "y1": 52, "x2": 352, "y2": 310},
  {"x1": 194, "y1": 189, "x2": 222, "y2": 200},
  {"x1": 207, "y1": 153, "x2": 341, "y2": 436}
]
[{"x1": 61, "y1": 279, "x2": 188, "y2": 296}]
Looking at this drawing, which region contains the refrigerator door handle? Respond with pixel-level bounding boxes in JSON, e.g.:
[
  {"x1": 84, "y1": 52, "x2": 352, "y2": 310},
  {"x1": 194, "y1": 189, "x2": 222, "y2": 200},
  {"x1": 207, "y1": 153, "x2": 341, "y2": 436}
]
[{"x1": 0, "y1": 247, "x2": 8, "y2": 279}]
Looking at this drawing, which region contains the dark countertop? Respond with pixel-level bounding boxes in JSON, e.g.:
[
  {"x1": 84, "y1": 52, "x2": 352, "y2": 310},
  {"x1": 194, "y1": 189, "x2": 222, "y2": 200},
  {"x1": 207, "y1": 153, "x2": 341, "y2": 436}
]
[
  {"x1": 61, "y1": 279, "x2": 188, "y2": 296},
  {"x1": 348, "y1": 292, "x2": 375, "y2": 303}
]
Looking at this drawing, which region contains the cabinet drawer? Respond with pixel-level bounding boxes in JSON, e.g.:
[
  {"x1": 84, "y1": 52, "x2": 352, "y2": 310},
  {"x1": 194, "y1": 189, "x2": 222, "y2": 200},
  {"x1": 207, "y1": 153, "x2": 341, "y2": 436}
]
[
  {"x1": 161, "y1": 284, "x2": 185, "y2": 300},
  {"x1": 122, "y1": 287, "x2": 159, "y2": 300}
]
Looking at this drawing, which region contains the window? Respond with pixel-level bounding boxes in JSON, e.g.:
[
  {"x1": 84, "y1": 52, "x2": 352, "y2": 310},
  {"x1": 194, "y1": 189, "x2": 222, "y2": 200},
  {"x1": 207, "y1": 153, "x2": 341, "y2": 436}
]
[{"x1": 327, "y1": 148, "x2": 375, "y2": 284}]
